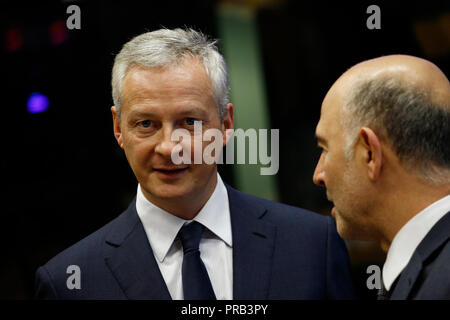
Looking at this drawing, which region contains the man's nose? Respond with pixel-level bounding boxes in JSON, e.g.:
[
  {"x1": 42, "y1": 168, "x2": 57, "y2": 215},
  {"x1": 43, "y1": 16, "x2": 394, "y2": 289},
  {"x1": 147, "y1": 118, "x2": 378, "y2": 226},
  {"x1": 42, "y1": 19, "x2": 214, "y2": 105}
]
[
  {"x1": 154, "y1": 125, "x2": 178, "y2": 158},
  {"x1": 313, "y1": 154, "x2": 326, "y2": 187}
]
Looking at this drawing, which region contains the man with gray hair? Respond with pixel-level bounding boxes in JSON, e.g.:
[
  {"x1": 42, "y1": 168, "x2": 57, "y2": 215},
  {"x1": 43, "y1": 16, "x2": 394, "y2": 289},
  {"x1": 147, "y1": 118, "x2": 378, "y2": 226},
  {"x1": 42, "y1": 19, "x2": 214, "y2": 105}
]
[
  {"x1": 313, "y1": 54, "x2": 450, "y2": 299},
  {"x1": 35, "y1": 28, "x2": 354, "y2": 300}
]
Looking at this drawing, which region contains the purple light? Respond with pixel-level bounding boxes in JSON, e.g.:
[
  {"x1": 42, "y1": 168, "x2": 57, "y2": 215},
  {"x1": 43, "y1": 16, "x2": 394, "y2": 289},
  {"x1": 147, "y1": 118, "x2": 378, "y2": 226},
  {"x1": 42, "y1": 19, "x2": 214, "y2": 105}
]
[{"x1": 27, "y1": 92, "x2": 49, "y2": 113}]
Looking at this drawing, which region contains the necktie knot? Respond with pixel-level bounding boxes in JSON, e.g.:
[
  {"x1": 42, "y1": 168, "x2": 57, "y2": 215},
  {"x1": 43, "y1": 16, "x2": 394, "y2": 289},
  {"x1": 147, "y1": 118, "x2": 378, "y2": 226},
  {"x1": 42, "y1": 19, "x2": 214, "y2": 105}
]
[{"x1": 178, "y1": 221, "x2": 204, "y2": 254}]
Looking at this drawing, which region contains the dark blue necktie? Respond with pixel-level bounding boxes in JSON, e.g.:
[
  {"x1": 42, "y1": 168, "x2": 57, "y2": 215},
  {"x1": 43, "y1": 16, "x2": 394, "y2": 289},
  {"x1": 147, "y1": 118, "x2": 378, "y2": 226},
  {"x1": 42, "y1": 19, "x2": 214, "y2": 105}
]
[{"x1": 178, "y1": 221, "x2": 216, "y2": 300}]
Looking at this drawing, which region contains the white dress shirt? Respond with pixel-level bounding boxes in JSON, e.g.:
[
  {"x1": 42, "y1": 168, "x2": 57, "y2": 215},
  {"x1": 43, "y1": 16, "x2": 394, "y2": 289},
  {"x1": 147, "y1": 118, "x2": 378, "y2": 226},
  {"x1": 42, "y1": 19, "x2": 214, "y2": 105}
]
[
  {"x1": 383, "y1": 195, "x2": 450, "y2": 290},
  {"x1": 135, "y1": 173, "x2": 233, "y2": 300}
]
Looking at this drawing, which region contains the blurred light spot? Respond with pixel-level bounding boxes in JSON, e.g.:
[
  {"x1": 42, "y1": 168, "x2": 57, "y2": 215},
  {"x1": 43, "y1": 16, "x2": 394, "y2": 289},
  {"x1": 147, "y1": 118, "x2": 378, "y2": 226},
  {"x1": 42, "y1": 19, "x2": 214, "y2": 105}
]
[
  {"x1": 414, "y1": 13, "x2": 450, "y2": 57},
  {"x1": 5, "y1": 27, "x2": 23, "y2": 52},
  {"x1": 49, "y1": 20, "x2": 68, "y2": 46},
  {"x1": 27, "y1": 92, "x2": 49, "y2": 113}
]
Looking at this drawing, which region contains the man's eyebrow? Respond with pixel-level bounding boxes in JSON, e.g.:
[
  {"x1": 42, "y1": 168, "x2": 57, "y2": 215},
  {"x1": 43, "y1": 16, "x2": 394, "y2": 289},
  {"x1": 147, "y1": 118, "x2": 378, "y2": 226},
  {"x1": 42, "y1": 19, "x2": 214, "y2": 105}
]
[
  {"x1": 127, "y1": 107, "x2": 208, "y2": 120},
  {"x1": 128, "y1": 110, "x2": 158, "y2": 119},
  {"x1": 176, "y1": 107, "x2": 208, "y2": 117}
]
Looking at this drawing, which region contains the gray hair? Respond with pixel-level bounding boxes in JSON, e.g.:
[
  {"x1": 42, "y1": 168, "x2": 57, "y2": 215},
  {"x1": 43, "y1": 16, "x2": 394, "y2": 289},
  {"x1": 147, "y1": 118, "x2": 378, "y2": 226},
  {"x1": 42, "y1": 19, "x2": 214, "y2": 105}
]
[
  {"x1": 341, "y1": 76, "x2": 450, "y2": 185},
  {"x1": 111, "y1": 28, "x2": 229, "y2": 120}
]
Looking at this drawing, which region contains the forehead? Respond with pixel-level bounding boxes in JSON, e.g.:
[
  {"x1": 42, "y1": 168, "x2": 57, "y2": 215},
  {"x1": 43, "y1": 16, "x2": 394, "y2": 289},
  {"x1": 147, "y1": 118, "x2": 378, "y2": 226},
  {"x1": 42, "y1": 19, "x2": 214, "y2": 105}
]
[
  {"x1": 316, "y1": 82, "x2": 345, "y2": 137},
  {"x1": 121, "y1": 57, "x2": 214, "y2": 108}
]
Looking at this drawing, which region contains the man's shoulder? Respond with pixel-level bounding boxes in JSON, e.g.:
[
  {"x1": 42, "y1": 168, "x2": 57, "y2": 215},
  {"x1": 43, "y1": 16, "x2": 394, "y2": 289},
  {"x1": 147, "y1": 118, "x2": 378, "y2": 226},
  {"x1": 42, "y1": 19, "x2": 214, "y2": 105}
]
[
  {"x1": 412, "y1": 237, "x2": 450, "y2": 299},
  {"x1": 35, "y1": 203, "x2": 137, "y2": 299},
  {"x1": 419, "y1": 212, "x2": 450, "y2": 273},
  {"x1": 41, "y1": 201, "x2": 136, "y2": 272}
]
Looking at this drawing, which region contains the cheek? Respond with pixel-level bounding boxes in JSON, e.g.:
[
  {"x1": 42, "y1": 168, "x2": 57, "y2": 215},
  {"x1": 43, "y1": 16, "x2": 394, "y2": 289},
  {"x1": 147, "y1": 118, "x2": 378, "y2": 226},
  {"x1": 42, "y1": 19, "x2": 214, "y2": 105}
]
[
  {"x1": 124, "y1": 137, "x2": 154, "y2": 164},
  {"x1": 338, "y1": 167, "x2": 365, "y2": 209},
  {"x1": 322, "y1": 155, "x2": 337, "y2": 187},
  {"x1": 325, "y1": 160, "x2": 353, "y2": 204},
  {"x1": 325, "y1": 151, "x2": 347, "y2": 184}
]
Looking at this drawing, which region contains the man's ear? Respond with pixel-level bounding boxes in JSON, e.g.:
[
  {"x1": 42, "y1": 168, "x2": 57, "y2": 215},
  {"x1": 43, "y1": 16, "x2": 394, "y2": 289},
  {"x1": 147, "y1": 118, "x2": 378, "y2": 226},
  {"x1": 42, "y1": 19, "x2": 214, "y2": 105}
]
[
  {"x1": 222, "y1": 103, "x2": 234, "y2": 146},
  {"x1": 111, "y1": 106, "x2": 124, "y2": 149},
  {"x1": 358, "y1": 127, "x2": 383, "y2": 181}
]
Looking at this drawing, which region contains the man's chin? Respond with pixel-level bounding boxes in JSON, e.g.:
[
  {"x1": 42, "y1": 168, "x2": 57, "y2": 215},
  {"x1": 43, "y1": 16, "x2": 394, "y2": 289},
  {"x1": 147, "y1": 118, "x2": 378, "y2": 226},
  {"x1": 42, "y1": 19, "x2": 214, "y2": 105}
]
[
  {"x1": 331, "y1": 206, "x2": 336, "y2": 218},
  {"x1": 140, "y1": 177, "x2": 192, "y2": 199},
  {"x1": 333, "y1": 211, "x2": 354, "y2": 239},
  {"x1": 147, "y1": 185, "x2": 191, "y2": 200},
  {"x1": 335, "y1": 222, "x2": 352, "y2": 240},
  {"x1": 335, "y1": 216, "x2": 374, "y2": 241}
]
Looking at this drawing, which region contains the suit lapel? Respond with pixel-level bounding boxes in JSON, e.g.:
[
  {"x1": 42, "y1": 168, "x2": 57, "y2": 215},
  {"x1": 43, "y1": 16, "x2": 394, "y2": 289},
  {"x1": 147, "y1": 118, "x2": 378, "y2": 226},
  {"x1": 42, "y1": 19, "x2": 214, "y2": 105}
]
[
  {"x1": 103, "y1": 199, "x2": 171, "y2": 300},
  {"x1": 226, "y1": 185, "x2": 277, "y2": 299},
  {"x1": 390, "y1": 211, "x2": 450, "y2": 300},
  {"x1": 389, "y1": 255, "x2": 422, "y2": 300}
]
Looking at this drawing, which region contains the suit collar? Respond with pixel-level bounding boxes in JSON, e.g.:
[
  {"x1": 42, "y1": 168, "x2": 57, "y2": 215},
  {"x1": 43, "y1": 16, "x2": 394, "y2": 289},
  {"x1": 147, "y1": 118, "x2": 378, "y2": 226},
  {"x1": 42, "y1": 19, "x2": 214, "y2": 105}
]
[
  {"x1": 225, "y1": 184, "x2": 277, "y2": 299},
  {"x1": 390, "y1": 211, "x2": 450, "y2": 299},
  {"x1": 103, "y1": 199, "x2": 171, "y2": 299},
  {"x1": 383, "y1": 196, "x2": 450, "y2": 291},
  {"x1": 104, "y1": 199, "x2": 140, "y2": 246}
]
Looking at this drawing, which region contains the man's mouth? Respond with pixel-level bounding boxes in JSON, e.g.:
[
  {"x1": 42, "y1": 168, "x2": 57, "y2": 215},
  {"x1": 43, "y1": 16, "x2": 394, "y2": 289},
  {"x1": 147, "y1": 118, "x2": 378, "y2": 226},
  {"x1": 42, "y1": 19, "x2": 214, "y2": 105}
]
[{"x1": 153, "y1": 166, "x2": 189, "y2": 178}]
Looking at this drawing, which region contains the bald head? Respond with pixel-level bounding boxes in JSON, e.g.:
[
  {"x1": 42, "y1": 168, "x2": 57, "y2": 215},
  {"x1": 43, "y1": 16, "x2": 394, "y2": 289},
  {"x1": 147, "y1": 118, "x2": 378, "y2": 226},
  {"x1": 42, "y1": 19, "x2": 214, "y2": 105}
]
[
  {"x1": 339, "y1": 54, "x2": 450, "y2": 107},
  {"x1": 323, "y1": 54, "x2": 450, "y2": 184}
]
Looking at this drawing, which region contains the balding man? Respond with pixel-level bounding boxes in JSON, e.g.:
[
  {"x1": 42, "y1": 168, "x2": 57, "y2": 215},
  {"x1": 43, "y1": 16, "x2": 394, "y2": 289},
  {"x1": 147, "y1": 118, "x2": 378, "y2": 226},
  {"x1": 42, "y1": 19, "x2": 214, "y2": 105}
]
[{"x1": 313, "y1": 55, "x2": 450, "y2": 300}]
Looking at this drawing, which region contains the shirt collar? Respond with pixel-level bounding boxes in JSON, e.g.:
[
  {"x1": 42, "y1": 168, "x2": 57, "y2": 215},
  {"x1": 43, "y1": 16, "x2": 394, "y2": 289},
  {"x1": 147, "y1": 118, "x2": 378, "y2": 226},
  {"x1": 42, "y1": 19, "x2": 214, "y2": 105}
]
[
  {"x1": 382, "y1": 195, "x2": 450, "y2": 290},
  {"x1": 135, "y1": 173, "x2": 232, "y2": 263},
  {"x1": 193, "y1": 174, "x2": 232, "y2": 248}
]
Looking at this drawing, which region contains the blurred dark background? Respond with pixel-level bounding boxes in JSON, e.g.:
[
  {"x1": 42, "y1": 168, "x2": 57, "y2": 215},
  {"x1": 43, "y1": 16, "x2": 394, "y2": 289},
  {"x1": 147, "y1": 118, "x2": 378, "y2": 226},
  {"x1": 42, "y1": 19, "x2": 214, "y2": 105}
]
[{"x1": 1, "y1": 0, "x2": 449, "y2": 299}]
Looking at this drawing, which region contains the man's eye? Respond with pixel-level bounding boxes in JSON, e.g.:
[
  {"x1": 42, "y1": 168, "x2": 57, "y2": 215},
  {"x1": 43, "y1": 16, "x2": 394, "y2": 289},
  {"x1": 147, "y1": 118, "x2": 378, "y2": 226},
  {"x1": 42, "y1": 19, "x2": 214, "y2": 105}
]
[
  {"x1": 185, "y1": 118, "x2": 196, "y2": 126},
  {"x1": 140, "y1": 120, "x2": 152, "y2": 128}
]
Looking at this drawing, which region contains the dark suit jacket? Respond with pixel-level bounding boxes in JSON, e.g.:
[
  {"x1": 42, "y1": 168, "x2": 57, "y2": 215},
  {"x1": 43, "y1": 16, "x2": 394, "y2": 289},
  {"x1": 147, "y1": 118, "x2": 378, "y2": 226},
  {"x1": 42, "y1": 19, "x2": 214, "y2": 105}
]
[
  {"x1": 390, "y1": 211, "x2": 450, "y2": 300},
  {"x1": 35, "y1": 184, "x2": 355, "y2": 299}
]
